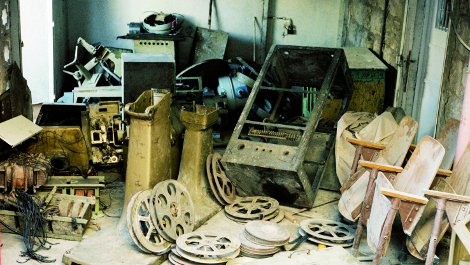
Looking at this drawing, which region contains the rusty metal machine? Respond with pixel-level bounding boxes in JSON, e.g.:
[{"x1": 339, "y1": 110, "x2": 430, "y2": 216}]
[
  {"x1": 177, "y1": 105, "x2": 221, "y2": 228},
  {"x1": 86, "y1": 101, "x2": 125, "y2": 165},
  {"x1": 123, "y1": 89, "x2": 177, "y2": 207},
  {"x1": 63, "y1": 37, "x2": 128, "y2": 87},
  {"x1": 222, "y1": 45, "x2": 354, "y2": 208},
  {"x1": 0, "y1": 153, "x2": 50, "y2": 193}
]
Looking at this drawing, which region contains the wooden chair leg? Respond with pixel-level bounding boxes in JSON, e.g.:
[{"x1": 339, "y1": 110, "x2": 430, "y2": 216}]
[
  {"x1": 351, "y1": 146, "x2": 363, "y2": 174},
  {"x1": 352, "y1": 168, "x2": 379, "y2": 252},
  {"x1": 372, "y1": 197, "x2": 401, "y2": 265},
  {"x1": 425, "y1": 198, "x2": 447, "y2": 265}
]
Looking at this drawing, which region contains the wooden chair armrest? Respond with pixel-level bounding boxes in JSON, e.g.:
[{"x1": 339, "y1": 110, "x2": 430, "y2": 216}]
[
  {"x1": 347, "y1": 138, "x2": 386, "y2": 150},
  {"x1": 358, "y1": 160, "x2": 403, "y2": 173},
  {"x1": 409, "y1": 144, "x2": 417, "y2": 151},
  {"x1": 424, "y1": 190, "x2": 470, "y2": 203},
  {"x1": 381, "y1": 188, "x2": 429, "y2": 204},
  {"x1": 436, "y1": 169, "x2": 452, "y2": 178}
]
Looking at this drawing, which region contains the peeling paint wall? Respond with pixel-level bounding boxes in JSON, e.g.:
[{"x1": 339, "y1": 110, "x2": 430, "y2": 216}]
[
  {"x1": 437, "y1": 1, "x2": 470, "y2": 132},
  {"x1": 0, "y1": 0, "x2": 12, "y2": 94}
]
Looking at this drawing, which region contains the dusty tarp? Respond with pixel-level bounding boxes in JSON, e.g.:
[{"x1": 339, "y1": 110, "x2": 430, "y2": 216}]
[{"x1": 335, "y1": 111, "x2": 398, "y2": 185}]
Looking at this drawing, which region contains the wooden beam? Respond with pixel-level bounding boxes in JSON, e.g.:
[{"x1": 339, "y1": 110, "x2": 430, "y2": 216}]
[
  {"x1": 347, "y1": 138, "x2": 386, "y2": 150},
  {"x1": 381, "y1": 188, "x2": 428, "y2": 204},
  {"x1": 359, "y1": 160, "x2": 403, "y2": 173},
  {"x1": 425, "y1": 190, "x2": 470, "y2": 203},
  {"x1": 436, "y1": 169, "x2": 453, "y2": 178}
]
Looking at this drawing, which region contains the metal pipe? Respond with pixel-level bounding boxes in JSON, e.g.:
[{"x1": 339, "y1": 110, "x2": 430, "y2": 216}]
[{"x1": 208, "y1": 0, "x2": 213, "y2": 30}]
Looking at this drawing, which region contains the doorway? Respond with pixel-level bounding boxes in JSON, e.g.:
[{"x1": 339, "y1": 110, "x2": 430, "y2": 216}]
[
  {"x1": 19, "y1": 0, "x2": 54, "y2": 103},
  {"x1": 394, "y1": 0, "x2": 449, "y2": 140}
]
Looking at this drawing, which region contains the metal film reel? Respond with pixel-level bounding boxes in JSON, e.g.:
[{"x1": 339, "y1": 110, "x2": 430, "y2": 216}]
[
  {"x1": 176, "y1": 231, "x2": 240, "y2": 257},
  {"x1": 153, "y1": 180, "x2": 195, "y2": 242},
  {"x1": 210, "y1": 153, "x2": 237, "y2": 204},
  {"x1": 206, "y1": 153, "x2": 225, "y2": 205},
  {"x1": 128, "y1": 190, "x2": 172, "y2": 254},
  {"x1": 126, "y1": 191, "x2": 151, "y2": 254},
  {"x1": 225, "y1": 196, "x2": 279, "y2": 220},
  {"x1": 300, "y1": 219, "x2": 355, "y2": 244},
  {"x1": 298, "y1": 228, "x2": 353, "y2": 247}
]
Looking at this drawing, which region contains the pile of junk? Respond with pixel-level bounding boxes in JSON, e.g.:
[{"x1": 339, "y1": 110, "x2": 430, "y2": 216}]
[{"x1": 0, "y1": 10, "x2": 387, "y2": 265}]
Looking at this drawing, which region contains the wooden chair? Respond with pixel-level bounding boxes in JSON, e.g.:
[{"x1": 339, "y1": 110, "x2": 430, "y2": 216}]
[
  {"x1": 406, "y1": 119, "x2": 461, "y2": 259},
  {"x1": 402, "y1": 142, "x2": 470, "y2": 263},
  {"x1": 338, "y1": 116, "x2": 418, "y2": 221},
  {"x1": 352, "y1": 135, "x2": 445, "y2": 264}
]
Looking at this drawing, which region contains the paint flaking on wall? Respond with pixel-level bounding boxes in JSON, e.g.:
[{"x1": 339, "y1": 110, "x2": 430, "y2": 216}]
[
  {"x1": 2, "y1": 5, "x2": 8, "y2": 27},
  {"x1": 4, "y1": 45, "x2": 10, "y2": 62}
]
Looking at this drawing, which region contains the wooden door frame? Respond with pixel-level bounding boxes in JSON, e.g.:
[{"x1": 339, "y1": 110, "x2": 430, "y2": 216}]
[{"x1": 394, "y1": 0, "x2": 427, "y2": 115}]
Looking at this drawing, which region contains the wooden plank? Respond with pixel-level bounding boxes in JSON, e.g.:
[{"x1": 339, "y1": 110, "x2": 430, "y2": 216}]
[
  {"x1": 395, "y1": 136, "x2": 445, "y2": 235},
  {"x1": 382, "y1": 188, "x2": 428, "y2": 204},
  {"x1": 347, "y1": 138, "x2": 385, "y2": 150},
  {"x1": 436, "y1": 169, "x2": 452, "y2": 178},
  {"x1": 436, "y1": 118, "x2": 459, "y2": 170},
  {"x1": 0, "y1": 115, "x2": 42, "y2": 147},
  {"x1": 451, "y1": 216, "x2": 470, "y2": 264},
  {"x1": 425, "y1": 190, "x2": 470, "y2": 203},
  {"x1": 358, "y1": 160, "x2": 403, "y2": 173},
  {"x1": 367, "y1": 172, "x2": 394, "y2": 252},
  {"x1": 447, "y1": 143, "x2": 470, "y2": 227}
]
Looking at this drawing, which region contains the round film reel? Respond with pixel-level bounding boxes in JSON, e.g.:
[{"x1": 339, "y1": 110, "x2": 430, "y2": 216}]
[
  {"x1": 225, "y1": 196, "x2": 279, "y2": 220},
  {"x1": 300, "y1": 219, "x2": 354, "y2": 244},
  {"x1": 298, "y1": 228, "x2": 353, "y2": 247},
  {"x1": 210, "y1": 153, "x2": 237, "y2": 204},
  {"x1": 126, "y1": 191, "x2": 151, "y2": 254},
  {"x1": 153, "y1": 180, "x2": 195, "y2": 242},
  {"x1": 128, "y1": 190, "x2": 172, "y2": 254},
  {"x1": 206, "y1": 153, "x2": 225, "y2": 205},
  {"x1": 176, "y1": 231, "x2": 240, "y2": 257}
]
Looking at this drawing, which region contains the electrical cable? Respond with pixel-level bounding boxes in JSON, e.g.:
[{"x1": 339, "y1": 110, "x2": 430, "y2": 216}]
[{"x1": 13, "y1": 190, "x2": 56, "y2": 263}]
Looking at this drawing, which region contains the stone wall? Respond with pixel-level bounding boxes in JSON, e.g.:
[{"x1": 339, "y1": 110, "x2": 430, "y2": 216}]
[
  {"x1": 343, "y1": 0, "x2": 405, "y2": 69},
  {"x1": 437, "y1": 0, "x2": 470, "y2": 132},
  {"x1": 0, "y1": 0, "x2": 12, "y2": 94}
]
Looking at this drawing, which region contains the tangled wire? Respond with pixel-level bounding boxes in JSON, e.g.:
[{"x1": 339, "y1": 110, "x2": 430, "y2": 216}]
[{"x1": 6, "y1": 190, "x2": 56, "y2": 263}]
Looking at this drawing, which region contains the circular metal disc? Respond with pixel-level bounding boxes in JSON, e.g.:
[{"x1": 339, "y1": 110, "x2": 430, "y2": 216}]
[
  {"x1": 239, "y1": 232, "x2": 280, "y2": 255},
  {"x1": 298, "y1": 228, "x2": 353, "y2": 247},
  {"x1": 175, "y1": 246, "x2": 240, "y2": 264},
  {"x1": 127, "y1": 191, "x2": 152, "y2": 254},
  {"x1": 176, "y1": 231, "x2": 240, "y2": 257},
  {"x1": 245, "y1": 220, "x2": 290, "y2": 244},
  {"x1": 225, "y1": 196, "x2": 279, "y2": 220},
  {"x1": 153, "y1": 180, "x2": 195, "y2": 242},
  {"x1": 210, "y1": 153, "x2": 237, "y2": 204},
  {"x1": 300, "y1": 219, "x2": 354, "y2": 243},
  {"x1": 128, "y1": 190, "x2": 172, "y2": 254},
  {"x1": 206, "y1": 153, "x2": 226, "y2": 205}
]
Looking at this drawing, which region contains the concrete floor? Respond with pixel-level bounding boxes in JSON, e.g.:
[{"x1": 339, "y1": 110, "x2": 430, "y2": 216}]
[{"x1": 0, "y1": 180, "x2": 451, "y2": 265}]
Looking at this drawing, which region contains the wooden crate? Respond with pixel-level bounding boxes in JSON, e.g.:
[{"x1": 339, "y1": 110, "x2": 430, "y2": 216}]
[{"x1": 0, "y1": 194, "x2": 94, "y2": 241}]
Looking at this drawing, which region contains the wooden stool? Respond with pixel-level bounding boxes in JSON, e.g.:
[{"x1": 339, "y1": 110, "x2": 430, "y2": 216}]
[{"x1": 424, "y1": 190, "x2": 470, "y2": 265}]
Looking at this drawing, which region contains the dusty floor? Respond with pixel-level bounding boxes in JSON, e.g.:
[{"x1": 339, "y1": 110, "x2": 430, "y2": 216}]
[{"x1": 0, "y1": 180, "x2": 451, "y2": 265}]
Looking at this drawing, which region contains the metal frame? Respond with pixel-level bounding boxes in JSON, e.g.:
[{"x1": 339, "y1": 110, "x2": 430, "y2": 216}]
[{"x1": 222, "y1": 45, "x2": 354, "y2": 208}]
